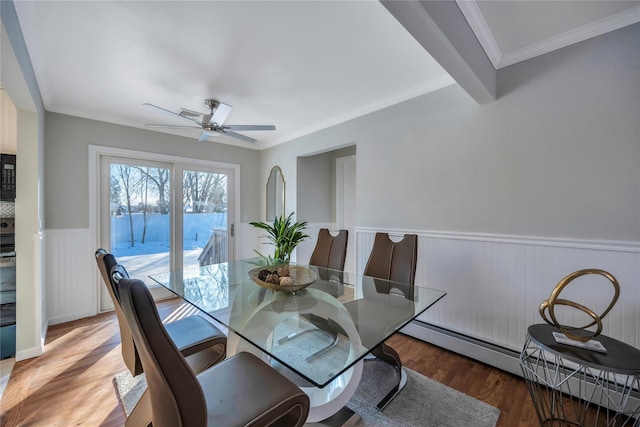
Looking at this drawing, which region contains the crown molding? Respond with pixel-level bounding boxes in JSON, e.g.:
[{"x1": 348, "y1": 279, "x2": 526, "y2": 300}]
[
  {"x1": 456, "y1": 1, "x2": 640, "y2": 70},
  {"x1": 259, "y1": 74, "x2": 456, "y2": 149},
  {"x1": 499, "y1": 5, "x2": 640, "y2": 68},
  {"x1": 455, "y1": 0, "x2": 502, "y2": 70}
]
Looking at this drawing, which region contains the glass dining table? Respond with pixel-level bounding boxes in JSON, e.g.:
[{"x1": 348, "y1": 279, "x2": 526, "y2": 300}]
[{"x1": 149, "y1": 258, "x2": 446, "y2": 424}]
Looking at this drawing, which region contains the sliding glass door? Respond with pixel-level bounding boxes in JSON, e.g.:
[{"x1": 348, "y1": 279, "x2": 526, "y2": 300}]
[{"x1": 99, "y1": 156, "x2": 234, "y2": 311}]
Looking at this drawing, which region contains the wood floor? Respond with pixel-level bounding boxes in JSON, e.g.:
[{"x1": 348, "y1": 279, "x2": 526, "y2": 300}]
[{"x1": 0, "y1": 298, "x2": 541, "y2": 427}]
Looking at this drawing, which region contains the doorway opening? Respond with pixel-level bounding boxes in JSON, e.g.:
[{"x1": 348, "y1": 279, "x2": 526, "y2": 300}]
[{"x1": 296, "y1": 145, "x2": 356, "y2": 273}]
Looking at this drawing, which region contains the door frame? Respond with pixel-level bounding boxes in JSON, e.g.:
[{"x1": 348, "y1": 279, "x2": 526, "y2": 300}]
[
  {"x1": 335, "y1": 154, "x2": 356, "y2": 274},
  {"x1": 89, "y1": 145, "x2": 240, "y2": 313}
]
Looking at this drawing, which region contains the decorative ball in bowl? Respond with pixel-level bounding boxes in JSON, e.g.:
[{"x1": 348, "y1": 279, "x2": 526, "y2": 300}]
[{"x1": 249, "y1": 265, "x2": 317, "y2": 293}]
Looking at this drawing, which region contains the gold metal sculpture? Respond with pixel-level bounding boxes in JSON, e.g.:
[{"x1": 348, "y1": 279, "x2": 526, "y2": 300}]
[{"x1": 539, "y1": 269, "x2": 620, "y2": 342}]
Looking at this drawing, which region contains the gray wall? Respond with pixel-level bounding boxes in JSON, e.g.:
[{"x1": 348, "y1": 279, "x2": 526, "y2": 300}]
[
  {"x1": 297, "y1": 152, "x2": 333, "y2": 223},
  {"x1": 262, "y1": 23, "x2": 640, "y2": 242},
  {"x1": 44, "y1": 113, "x2": 261, "y2": 229}
]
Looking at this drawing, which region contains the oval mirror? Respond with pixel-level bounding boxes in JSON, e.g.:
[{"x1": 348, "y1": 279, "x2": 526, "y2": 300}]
[{"x1": 266, "y1": 166, "x2": 285, "y2": 221}]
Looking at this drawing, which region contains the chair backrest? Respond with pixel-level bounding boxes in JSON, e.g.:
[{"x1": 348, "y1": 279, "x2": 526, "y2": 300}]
[
  {"x1": 110, "y1": 263, "x2": 130, "y2": 299},
  {"x1": 309, "y1": 229, "x2": 348, "y2": 271},
  {"x1": 95, "y1": 248, "x2": 110, "y2": 292},
  {"x1": 94, "y1": 249, "x2": 143, "y2": 376},
  {"x1": 363, "y1": 233, "x2": 418, "y2": 286},
  {"x1": 118, "y1": 277, "x2": 207, "y2": 427}
]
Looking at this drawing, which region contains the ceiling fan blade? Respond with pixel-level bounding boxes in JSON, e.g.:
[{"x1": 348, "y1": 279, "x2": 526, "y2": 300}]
[
  {"x1": 146, "y1": 124, "x2": 202, "y2": 129},
  {"x1": 198, "y1": 132, "x2": 213, "y2": 142},
  {"x1": 223, "y1": 125, "x2": 276, "y2": 131},
  {"x1": 209, "y1": 102, "x2": 233, "y2": 125},
  {"x1": 143, "y1": 103, "x2": 200, "y2": 124},
  {"x1": 224, "y1": 130, "x2": 257, "y2": 143}
]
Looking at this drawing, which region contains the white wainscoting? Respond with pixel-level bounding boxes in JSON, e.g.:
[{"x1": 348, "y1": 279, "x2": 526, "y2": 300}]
[
  {"x1": 45, "y1": 229, "x2": 96, "y2": 325},
  {"x1": 43, "y1": 226, "x2": 639, "y2": 372},
  {"x1": 356, "y1": 228, "x2": 640, "y2": 372}
]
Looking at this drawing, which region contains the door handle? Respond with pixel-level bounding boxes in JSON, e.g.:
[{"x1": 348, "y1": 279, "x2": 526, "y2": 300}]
[{"x1": 230, "y1": 223, "x2": 235, "y2": 237}]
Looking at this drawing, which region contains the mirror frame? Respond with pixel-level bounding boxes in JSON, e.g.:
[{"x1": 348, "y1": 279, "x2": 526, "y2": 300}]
[{"x1": 266, "y1": 166, "x2": 285, "y2": 221}]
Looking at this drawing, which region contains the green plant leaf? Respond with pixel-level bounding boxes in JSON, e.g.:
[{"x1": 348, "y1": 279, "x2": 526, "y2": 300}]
[{"x1": 250, "y1": 212, "x2": 309, "y2": 262}]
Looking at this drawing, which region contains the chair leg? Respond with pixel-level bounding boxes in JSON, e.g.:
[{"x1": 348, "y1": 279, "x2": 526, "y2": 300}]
[
  {"x1": 125, "y1": 388, "x2": 152, "y2": 427},
  {"x1": 370, "y1": 342, "x2": 407, "y2": 410},
  {"x1": 371, "y1": 341, "x2": 402, "y2": 369},
  {"x1": 306, "y1": 331, "x2": 341, "y2": 362},
  {"x1": 376, "y1": 365, "x2": 407, "y2": 410},
  {"x1": 277, "y1": 315, "x2": 346, "y2": 363}
]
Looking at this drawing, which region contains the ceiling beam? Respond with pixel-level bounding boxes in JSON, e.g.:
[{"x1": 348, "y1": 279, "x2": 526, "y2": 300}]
[
  {"x1": 381, "y1": 0, "x2": 496, "y2": 104},
  {"x1": 1, "y1": 0, "x2": 41, "y2": 112}
]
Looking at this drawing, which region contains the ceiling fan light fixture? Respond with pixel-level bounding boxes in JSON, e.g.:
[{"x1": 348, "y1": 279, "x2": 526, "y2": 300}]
[{"x1": 178, "y1": 109, "x2": 201, "y2": 119}]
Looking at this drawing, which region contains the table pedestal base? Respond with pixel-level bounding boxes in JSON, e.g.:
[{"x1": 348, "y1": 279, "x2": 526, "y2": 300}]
[
  {"x1": 304, "y1": 406, "x2": 361, "y2": 427},
  {"x1": 228, "y1": 330, "x2": 364, "y2": 423}
]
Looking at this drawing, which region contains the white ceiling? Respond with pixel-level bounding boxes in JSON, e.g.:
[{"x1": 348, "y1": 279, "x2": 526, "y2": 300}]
[{"x1": 12, "y1": 0, "x2": 640, "y2": 149}]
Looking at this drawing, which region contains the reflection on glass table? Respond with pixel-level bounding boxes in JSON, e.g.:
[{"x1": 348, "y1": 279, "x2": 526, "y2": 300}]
[{"x1": 149, "y1": 259, "x2": 446, "y2": 423}]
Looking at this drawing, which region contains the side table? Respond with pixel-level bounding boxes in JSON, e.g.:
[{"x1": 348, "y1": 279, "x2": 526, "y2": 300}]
[{"x1": 519, "y1": 324, "x2": 640, "y2": 426}]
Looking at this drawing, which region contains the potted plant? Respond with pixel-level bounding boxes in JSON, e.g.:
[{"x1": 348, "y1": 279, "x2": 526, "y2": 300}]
[
  {"x1": 250, "y1": 213, "x2": 317, "y2": 291},
  {"x1": 250, "y1": 212, "x2": 309, "y2": 266}
]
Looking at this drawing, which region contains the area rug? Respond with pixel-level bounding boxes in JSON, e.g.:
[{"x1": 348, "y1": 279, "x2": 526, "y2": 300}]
[{"x1": 114, "y1": 360, "x2": 500, "y2": 426}]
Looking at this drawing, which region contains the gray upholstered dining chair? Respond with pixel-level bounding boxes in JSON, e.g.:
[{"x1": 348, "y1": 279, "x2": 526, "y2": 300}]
[
  {"x1": 95, "y1": 249, "x2": 143, "y2": 376},
  {"x1": 96, "y1": 249, "x2": 227, "y2": 374},
  {"x1": 295, "y1": 228, "x2": 349, "y2": 360},
  {"x1": 96, "y1": 249, "x2": 228, "y2": 427},
  {"x1": 308, "y1": 228, "x2": 348, "y2": 298},
  {"x1": 339, "y1": 233, "x2": 418, "y2": 409},
  {"x1": 309, "y1": 228, "x2": 348, "y2": 271},
  {"x1": 360, "y1": 233, "x2": 417, "y2": 368},
  {"x1": 117, "y1": 277, "x2": 310, "y2": 427},
  {"x1": 363, "y1": 233, "x2": 417, "y2": 289}
]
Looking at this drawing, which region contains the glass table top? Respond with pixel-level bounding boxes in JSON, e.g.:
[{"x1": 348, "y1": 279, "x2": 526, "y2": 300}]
[{"x1": 149, "y1": 258, "x2": 446, "y2": 387}]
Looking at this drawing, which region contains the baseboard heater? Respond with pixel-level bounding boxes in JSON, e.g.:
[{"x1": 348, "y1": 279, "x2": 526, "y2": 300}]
[{"x1": 401, "y1": 320, "x2": 523, "y2": 376}]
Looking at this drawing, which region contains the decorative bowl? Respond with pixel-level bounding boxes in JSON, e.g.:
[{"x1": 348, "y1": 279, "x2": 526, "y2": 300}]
[{"x1": 249, "y1": 265, "x2": 317, "y2": 293}]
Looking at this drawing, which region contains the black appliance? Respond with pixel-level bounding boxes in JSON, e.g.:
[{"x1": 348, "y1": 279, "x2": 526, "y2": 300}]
[
  {"x1": 1, "y1": 154, "x2": 16, "y2": 201},
  {"x1": 0, "y1": 218, "x2": 15, "y2": 255},
  {"x1": 0, "y1": 217, "x2": 16, "y2": 359}
]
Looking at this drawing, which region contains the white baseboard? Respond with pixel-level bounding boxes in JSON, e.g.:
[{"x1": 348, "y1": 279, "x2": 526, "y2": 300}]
[
  {"x1": 15, "y1": 344, "x2": 43, "y2": 362},
  {"x1": 48, "y1": 311, "x2": 95, "y2": 326}
]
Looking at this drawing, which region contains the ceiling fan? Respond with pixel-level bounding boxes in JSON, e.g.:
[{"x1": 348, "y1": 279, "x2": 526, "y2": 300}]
[{"x1": 144, "y1": 99, "x2": 276, "y2": 143}]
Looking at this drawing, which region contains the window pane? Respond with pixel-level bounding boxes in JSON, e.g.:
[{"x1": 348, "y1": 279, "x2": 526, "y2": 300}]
[
  {"x1": 110, "y1": 163, "x2": 171, "y2": 278},
  {"x1": 183, "y1": 170, "x2": 228, "y2": 270}
]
